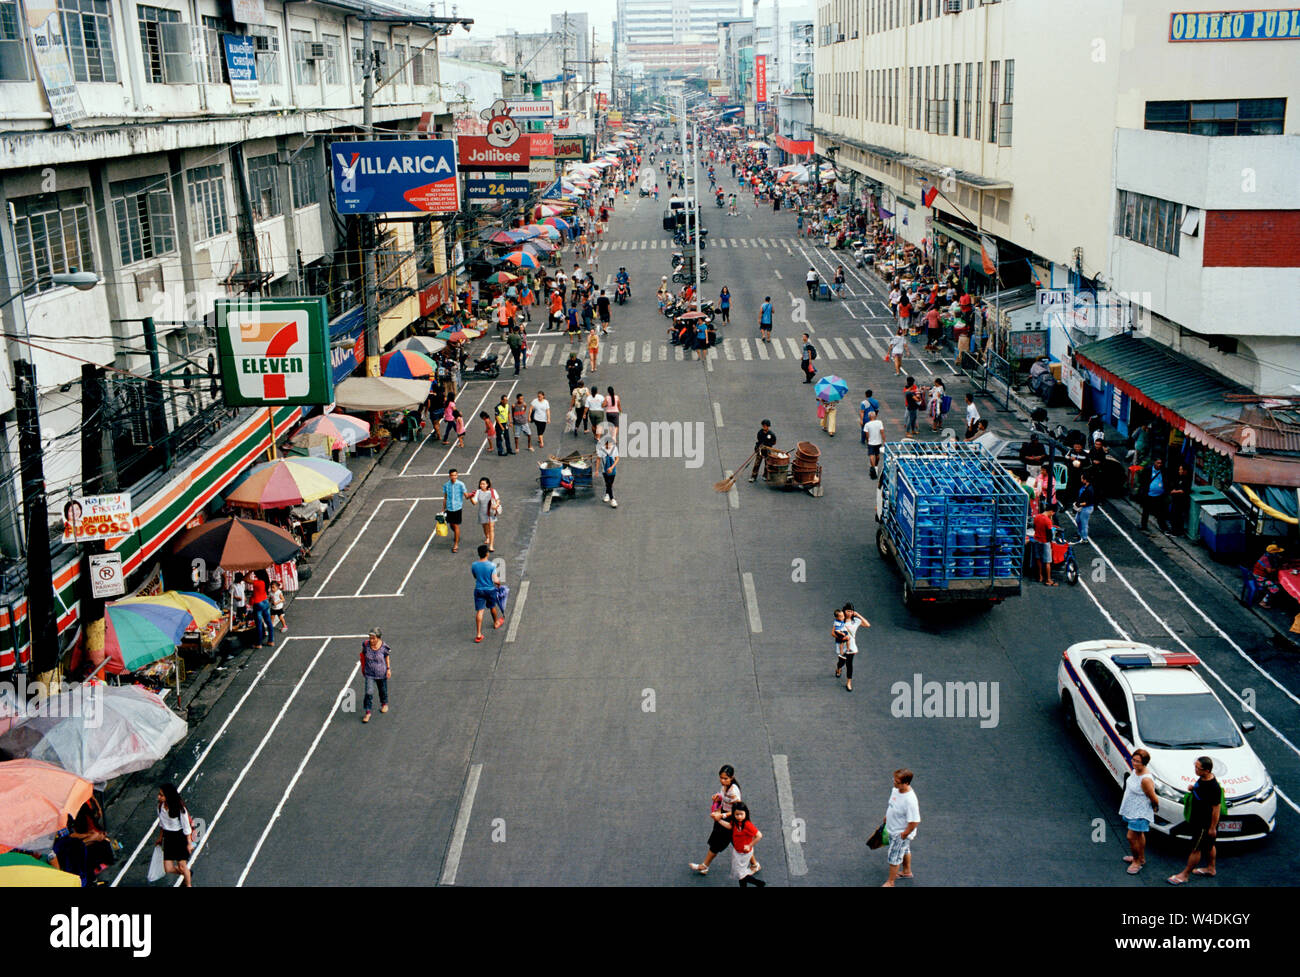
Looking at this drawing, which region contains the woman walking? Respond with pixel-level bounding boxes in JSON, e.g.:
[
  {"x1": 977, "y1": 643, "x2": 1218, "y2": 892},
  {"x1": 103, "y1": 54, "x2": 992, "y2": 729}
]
[
  {"x1": 689, "y1": 765, "x2": 751, "y2": 875},
  {"x1": 570, "y1": 385, "x2": 588, "y2": 436},
  {"x1": 586, "y1": 327, "x2": 600, "y2": 375},
  {"x1": 155, "y1": 784, "x2": 196, "y2": 886},
  {"x1": 718, "y1": 802, "x2": 765, "y2": 886},
  {"x1": 1120, "y1": 749, "x2": 1159, "y2": 875},
  {"x1": 468, "y1": 477, "x2": 501, "y2": 553},
  {"x1": 834, "y1": 603, "x2": 870, "y2": 692},
  {"x1": 887, "y1": 327, "x2": 907, "y2": 376},
  {"x1": 441, "y1": 399, "x2": 457, "y2": 444},
  {"x1": 718, "y1": 286, "x2": 731, "y2": 323},
  {"x1": 604, "y1": 386, "x2": 622, "y2": 439},
  {"x1": 530, "y1": 391, "x2": 550, "y2": 450}
]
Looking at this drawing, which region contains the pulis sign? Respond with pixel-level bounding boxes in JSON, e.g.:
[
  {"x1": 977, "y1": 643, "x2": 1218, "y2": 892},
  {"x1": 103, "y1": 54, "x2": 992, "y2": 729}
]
[{"x1": 331, "y1": 139, "x2": 459, "y2": 214}]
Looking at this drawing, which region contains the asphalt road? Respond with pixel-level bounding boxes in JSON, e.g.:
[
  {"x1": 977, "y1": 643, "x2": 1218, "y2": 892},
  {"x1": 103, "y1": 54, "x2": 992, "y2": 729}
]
[{"x1": 107, "y1": 155, "x2": 1300, "y2": 887}]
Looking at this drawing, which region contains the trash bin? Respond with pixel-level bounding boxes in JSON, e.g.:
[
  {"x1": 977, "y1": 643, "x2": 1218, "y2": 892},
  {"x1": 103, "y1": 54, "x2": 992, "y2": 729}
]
[
  {"x1": 1187, "y1": 485, "x2": 1228, "y2": 541},
  {"x1": 1199, "y1": 504, "x2": 1246, "y2": 562}
]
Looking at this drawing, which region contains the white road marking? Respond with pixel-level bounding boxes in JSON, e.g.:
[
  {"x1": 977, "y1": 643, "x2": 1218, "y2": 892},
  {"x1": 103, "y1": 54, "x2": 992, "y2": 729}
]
[
  {"x1": 539, "y1": 345, "x2": 556, "y2": 367},
  {"x1": 757, "y1": 237, "x2": 769, "y2": 247},
  {"x1": 851, "y1": 338, "x2": 872, "y2": 358},
  {"x1": 504, "y1": 579, "x2": 529, "y2": 643},
  {"x1": 313, "y1": 499, "x2": 395, "y2": 593},
  {"x1": 353, "y1": 500, "x2": 419, "y2": 596},
  {"x1": 440, "y1": 763, "x2": 483, "y2": 885},
  {"x1": 817, "y1": 339, "x2": 838, "y2": 360},
  {"x1": 706, "y1": 347, "x2": 715, "y2": 372},
  {"x1": 396, "y1": 522, "x2": 439, "y2": 595},
  {"x1": 773, "y1": 269, "x2": 782, "y2": 279},
  {"x1": 771, "y1": 338, "x2": 785, "y2": 359},
  {"x1": 741, "y1": 338, "x2": 753, "y2": 360},
  {"x1": 748, "y1": 239, "x2": 758, "y2": 247},
  {"x1": 786, "y1": 337, "x2": 801, "y2": 359},
  {"x1": 642, "y1": 341, "x2": 652, "y2": 362},
  {"x1": 712, "y1": 401, "x2": 724, "y2": 427},
  {"x1": 722, "y1": 338, "x2": 736, "y2": 361},
  {"x1": 674, "y1": 347, "x2": 684, "y2": 361},
  {"x1": 835, "y1": 338, "x2": 854, "y2": 358},
  {"x1": 607, "y1": 343, "x2": 617, "y2": 364},
  {"x1": 772, "y1": 754, "x2": 809, "y2": 877},
  {"x1": 542, "y1": 490, "x2": 553, "y2": 513},
  {"x1": 718, "y1": 238, "x2": 728, "y2": 248},
  {"x1": 756, "y1": 339, "x2": 770, "y2": 360},
  {"x1": 729, "y1": 238, "x2": 738, "y2": 247},
  {"x1": 236, "y1": 660, "x2": 359, "y2": 886},
  {"x1": 743, "y1": 572, "x2": 762, "y2": 633},
  {"x1": 176, "y1": 638, "x2": 334, "y2": 883},
  {"x1": 625, "y1": 341, "x2": 635, "y2": 361},
  {"x1": 659, "y1": 345, "x2": 668, "y2": 361},
  {"x1": 866, "y1": 336, "x2": 886, "y2": 358},
  {"x1": 725, "y1": 472, "x2": 739, "y2": 509}
]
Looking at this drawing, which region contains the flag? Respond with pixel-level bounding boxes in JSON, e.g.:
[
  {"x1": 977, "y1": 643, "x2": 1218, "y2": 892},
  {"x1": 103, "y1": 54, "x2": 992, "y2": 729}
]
[
  {"x1": 877, "y1": 204, "x2": 894, "y2": 219},
  {"x1": 980, "y1": 235, "x2": 999, "y2": 277},
  {"x1": 922, "y1": 185, "x2": 938, "y2": 208}
]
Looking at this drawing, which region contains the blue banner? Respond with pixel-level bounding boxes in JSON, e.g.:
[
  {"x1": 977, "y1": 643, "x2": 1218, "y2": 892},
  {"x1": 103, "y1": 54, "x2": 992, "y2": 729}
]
[
  {"x1": 222, "y1": 35, "x2": 258, "y2": 102},
  {"x1": 331, "y1": 139, "x2": 460, "y2": 215},
  {"x1": 466, "y1": 178, "x2": 531, "y2": 201}
]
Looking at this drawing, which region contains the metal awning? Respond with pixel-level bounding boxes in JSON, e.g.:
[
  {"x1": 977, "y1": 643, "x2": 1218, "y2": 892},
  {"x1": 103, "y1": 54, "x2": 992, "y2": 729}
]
[
  {"x1": 897, "y1": 156, "x2": 1013, "y2": 190},
  {"x1": 933, "y1": 221, "x2": 984, "y2": 254}
]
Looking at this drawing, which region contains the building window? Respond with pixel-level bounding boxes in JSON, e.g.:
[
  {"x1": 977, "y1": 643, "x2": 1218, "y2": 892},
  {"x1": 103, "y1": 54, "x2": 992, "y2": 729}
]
[
  {"x1": 908, "y1": 67, "x2": 913, "y2": 129},
  {"x1": 201, "y1": 15, "x2": 227, "y2": 84},
  {"x1": 59, "y1": 0, "x2": 118, "y2": 83},
  {"x1": 291, "y1": 29, "x2": 316, "y2": 86},
  {"x1": 1114, "y1": 189, "x2": 1183, "y2": 257},
  {"x1": 137, "y1": 5, "x2": 190, "y2": 85},
  {"x1": 951, "y1": 62, "x2": 960, "y2": 136},
  {"x1": 998, "y1": 58, "x2": 1014, "y2": 146},
  {"x1": 411, "y1": 44, "x2": 425, "y2": 85},
  {"x1": 0, "y1": 0, "x2": 30, "y2": 80},
  {"x1": 11, "y1": 190, "x2": 95, "y2": 292},
  {"x1": 111, "y1": 175, "x2": 176, "y2": 265},
  {"x1": 987, "y1": 60, "x2": 998, "y2": 142},
  {"x1": 320, "y1": 32, "x2": 341, "y2": 85},
  {"x1": 291, "y1": 153, "x2": 319, "y2": 207},
  {"x1": 963, "y1": 62, "x2": 972, "y2": 137},
  {"x1": 248, "y1": 23, "x2": 280, "y2": 86},
  {"x1": 1144, "y1": 98, "x2": 1285, "y2": 136},
  {"x1": 185, "y1": 164, "x2": 228, "y2": 240},
  {"x1": 392, "y1": 43, "x2": 407, "y2": 84},
  {"x1": 246, "y1": 154, "x2": 282, "y2": 220},
  {"x1": 974, "y1": 62, "x2": 982, "y2": 141}
]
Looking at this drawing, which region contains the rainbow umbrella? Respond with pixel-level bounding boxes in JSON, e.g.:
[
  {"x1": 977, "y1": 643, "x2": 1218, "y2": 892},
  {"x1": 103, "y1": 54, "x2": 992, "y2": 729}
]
[
  {"x1": 226, "y1": 457, "x2": 352, "y2": 509},
  {"x1": 502, "y1": 251, "x2": 540, "y2": 269},
  {"x1": 438, "y1": 329, "x2": 469, "y2": 343},
  {"x1": 0, "y1": 760, "x2": 93, "y2": 853},
  {"x1": 103, "y1": 592, "x2": 221, "y2": 673},
  {"x1": 0, "y1": 852, "x2": 81, "y2": 887},
  {"x1": 380, "y1": 349, "x2": 436, "y2": 380},
  {"x1": 814, "y1": 375, "x2": 849, "y2": 403},
  {"x1": 295, "y1": 412, "x2": 370, "y2": 449},
  {"x1": 484, "y1": 271, "x2": 519, "y2": 286},
  {"x1": 395, "y1": 336, "x2": 446, "y2": 357},
  {"x1": 541, "y1": 216, "x2": 570, "y2": 232}
]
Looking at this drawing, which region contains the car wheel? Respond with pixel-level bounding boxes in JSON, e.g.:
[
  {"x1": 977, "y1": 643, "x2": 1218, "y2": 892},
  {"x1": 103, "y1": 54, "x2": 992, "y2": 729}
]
[{"x1": 1061, "y1": 693, "x2": 1079, "y2": 734}]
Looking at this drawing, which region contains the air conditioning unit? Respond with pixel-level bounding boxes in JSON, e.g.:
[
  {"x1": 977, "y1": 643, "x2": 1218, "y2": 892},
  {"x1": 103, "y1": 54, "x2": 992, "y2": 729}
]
[
  {"x1": 251, "y1": 34, "x2": 270, "y2": 52},
  {"x1": 944, "y1": 0, "x2": 962, "y2": 12},
  {"x1": 306, "y1": 42, "x2": 326, "y2": 61}
]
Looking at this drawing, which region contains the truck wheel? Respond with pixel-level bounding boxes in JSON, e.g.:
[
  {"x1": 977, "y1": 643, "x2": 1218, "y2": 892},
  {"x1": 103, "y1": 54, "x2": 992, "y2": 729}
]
[
  {"x1": 876, "y1": 528, "x2": 889, "y2": 560},
  {"x1": 902, "y1": 581, "x2": 917, "y2": 610},
  {"x1": 1065, "y1": 559, "x2": 1079, "y2": 585}
]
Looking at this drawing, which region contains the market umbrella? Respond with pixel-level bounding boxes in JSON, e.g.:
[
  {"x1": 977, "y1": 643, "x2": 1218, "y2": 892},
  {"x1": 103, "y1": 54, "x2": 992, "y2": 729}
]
[
  {"x1": 0, "y1": 685, "x2": 187, "y2": 784},
  {"x1": 523, "y1": 240, "x2": 556, "y2": 254},
  {"x1": 395, "y1": 336, "x2": 446, "y2": 357},
  {"x1": 480, "y1": 230, "x2": 516, "y2": 244},
  {"x1": 171, "y1": 515, "x2": 302, "y2": 572},
  {"x1": 814, "y1": 375, "x2": 849, "y2": 403},
  {"x1": 541, "y1": 216, "x2": 570, "y2": 232},
  {"x1": 295, "y1": 411, "x2": 370, "y2": 449},
  {"x1": 380, "y1": 349, "x2": 436, "y2": 380},
  {"x1": 332, "y1": 376, "x2": 430, "y2": 412},
  {"x1": 0, "y1": 851, "x2": 81, "y2": 887},
  {"x1": 102, "y1": 592, "x2": 221, "y2": 674},
  {"x1": 226, "y1": 457, "x2": 352, "y2": 509},
  {"x1": 501, "y1": 251, "x2": 540, "y2": 269},
  {"x1": 484, "y1": 271, "x2": 518, "y2": 286},
  {"x1": 0, "y1": 759, "x2": 92, "y2": 852}
]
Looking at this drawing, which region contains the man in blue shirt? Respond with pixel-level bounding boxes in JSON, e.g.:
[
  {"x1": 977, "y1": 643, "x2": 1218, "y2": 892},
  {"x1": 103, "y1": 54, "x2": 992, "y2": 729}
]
[
  {"x1": 1139, "y1": 456, "x2": 1169, "y2": 533},
  {"x1": 442, "y1": 469, "x2": 466, "y2": 553},
  {"x1": 758, "y1": 296, "x2": 774, "y2": 344},
  {"x1": 858, "y1": 389, "x2": 880, "y2": 445},
  {"x1": 470, "y1": 544, "x2": 503, "y2": 642}
]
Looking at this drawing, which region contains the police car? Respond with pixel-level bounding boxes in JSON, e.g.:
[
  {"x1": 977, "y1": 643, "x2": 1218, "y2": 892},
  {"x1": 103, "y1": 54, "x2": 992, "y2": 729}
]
[{"x1": 1057, "y1": 640, "x2": 1276, "y2": 841}]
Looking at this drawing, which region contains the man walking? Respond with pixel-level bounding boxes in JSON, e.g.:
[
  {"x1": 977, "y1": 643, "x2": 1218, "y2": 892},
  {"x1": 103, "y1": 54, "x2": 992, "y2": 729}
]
[
  {"x1": 902, "y1": 376, "x2": 921, "y2": 435},
  {"x1": 471, "y1": 545, "x2": 504, "y2": 643},
  {"x1": 596, "y1": 288, "x2": 612, "y2": 336},
  {"x1": 864, "y1": 411, "x2": 885, "y2": 480},
  {"x1": 1169, "y1": 757, "x2": 1222, "y2": 885},
  {"x1": 495, "y1": 395, "x2": 513, "y2": 456},
  {"x1": 506, "y1": 326, "x2": 524, "y2": 375},
  {"x1": 882, "y1": 769, "x2": 920, "y2": 887},
  {"x1": 441, "y1": 468, "x2": 466, "y2": 553},
  {"x1": 1073, "y1": 471, "x2": 1096, "y2": 544},
  {"x1": 751, "y1": 419, "x2": 778, "y2": 483},
  {"x1": 358, "y1": 629, "x2": 390, "y2": 724},
  {"x1": 858, "y1": 390, "x2": 880, "y2": 446},
  {"x1": 565, "y1": 351, "x2": 584, "y2": 393},
  {"x1": 511, "y1": 394, "x2": 531, "y2": 453},
  {"x1": 758, "y1": 295, "x2": 774, "y2": 343},
  {"x1": 964, "y1": 393, "x2": 981, "y2": 440},
  {"x1": 800, "y1": 333, "x2": 817, "y2": 383},
  {"x1": 1139, "y1": 456, "x2": 1169, "y2": 532}
]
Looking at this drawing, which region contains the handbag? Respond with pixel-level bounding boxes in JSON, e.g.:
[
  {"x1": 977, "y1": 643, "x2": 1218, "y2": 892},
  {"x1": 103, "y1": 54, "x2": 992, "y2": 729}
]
[
  {"x1": 866, "y1": 821, "x2": 890, "y2": 850},
  {"x1": 494, "y1": 583, "x2": 510, "y2": 613},
  {"x1": 147, "y1": 845, "x2": 165, "y2": 882},
  {"x1": 490, "y1": 490, "x2": 502, "y2": 517}
]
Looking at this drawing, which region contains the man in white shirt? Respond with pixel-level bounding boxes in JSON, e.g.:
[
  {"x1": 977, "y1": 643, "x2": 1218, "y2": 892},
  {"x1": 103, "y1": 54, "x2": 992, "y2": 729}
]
[
  {"x1": 882, "y1": 768, "x2": 921, "y2": 887},
  {"x1": 597, "y1": 431, "x2": 619, "y2": 507},
  {"x1": 864, "y1": 412, "x2": 886, "y2": 480},
  {"x1": 964, "y1": 393, "x2": 981, "y2": 439}
]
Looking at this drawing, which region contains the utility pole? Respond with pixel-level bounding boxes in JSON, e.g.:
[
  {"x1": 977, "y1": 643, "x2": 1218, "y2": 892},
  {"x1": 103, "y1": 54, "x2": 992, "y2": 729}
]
[
  {"x1": 77, "y1": 364, "x2": 112, "y2": 643},
  {"x1": 561, "y1": 12, "x2": 569, "y2": 112},
  {"x1": 14, "y1": 360, "x2": 57, "y2": 675},
  {"x1": 589, "y1": 25, "x2": 596, "y2": 119}
]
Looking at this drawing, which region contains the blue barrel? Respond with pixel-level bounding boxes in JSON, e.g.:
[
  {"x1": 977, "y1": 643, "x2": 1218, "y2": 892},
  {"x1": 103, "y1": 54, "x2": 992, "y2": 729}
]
[
  {"x1": 539, "y1": 465, "x2": 562, "y2": 490},
  {"x1": 570, "y1": 463, "x2": 594, "y2": 487}
]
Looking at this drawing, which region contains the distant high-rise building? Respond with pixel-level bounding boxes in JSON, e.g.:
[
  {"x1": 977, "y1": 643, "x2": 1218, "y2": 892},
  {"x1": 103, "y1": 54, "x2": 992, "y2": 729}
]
[{"x1": 618, "y1": 0, "x2": 742, "y2": 71}]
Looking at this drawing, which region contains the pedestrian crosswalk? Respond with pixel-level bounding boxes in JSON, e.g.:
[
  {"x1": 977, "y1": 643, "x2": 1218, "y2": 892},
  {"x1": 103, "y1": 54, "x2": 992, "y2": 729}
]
[{"x1": 595, "y1": 236, "x2": 805, "y2": 252}]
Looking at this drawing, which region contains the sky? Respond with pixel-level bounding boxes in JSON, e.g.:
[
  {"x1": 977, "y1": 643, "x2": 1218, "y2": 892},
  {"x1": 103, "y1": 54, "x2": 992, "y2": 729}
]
[{"x1": 434, "y1": 0, "x2": 621, "y2": 39}]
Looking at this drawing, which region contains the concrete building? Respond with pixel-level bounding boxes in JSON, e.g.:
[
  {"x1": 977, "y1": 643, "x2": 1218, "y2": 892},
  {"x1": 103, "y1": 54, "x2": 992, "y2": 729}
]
[
  {"x1": 0, "y1": 0, "x2": 459, "y2": 667},
  {"x1": 618, "y1": 0, "x2": 745, "y2": 72},
  {"x1": 813, "y1": 0, "x2": 1300, "y2": 486}
]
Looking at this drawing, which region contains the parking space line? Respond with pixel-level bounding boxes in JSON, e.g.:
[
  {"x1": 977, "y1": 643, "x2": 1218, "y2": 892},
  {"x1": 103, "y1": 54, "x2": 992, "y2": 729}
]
[
  {"x1": 504, "y1": 580, "x2": 529, "y2": 643},
  {"x1": 440, "y1": 763, "x2": 483, "y2": 885},
  {"x1": 397, "y1": 523, "x2": 440, "y2": 596},
  {"x1": 743, "y1": 572, "x2": 762, "y2": 633},
  {"x1": 712, "y1": 402, "x2": 724, "y2": 427},
  {"x1": 236, "y1": 660, "x2": 359, "y2": 886},
  {"x1": 772, "y1": 754, "x2": 809, "y2": 876},
  {"x1": 353, "y1": 500, "x2": 419, "y2": 596},
  {"x1": 312, "y1": 498, "x2": 395, "y2": 594}
]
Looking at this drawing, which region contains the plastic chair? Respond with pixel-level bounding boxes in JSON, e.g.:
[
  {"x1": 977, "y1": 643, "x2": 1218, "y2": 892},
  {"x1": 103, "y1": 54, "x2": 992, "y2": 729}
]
[
  {"x1": 1239, "y1": 567, "x2": 1261, "y2": 607},
  {"x1": 1053, "y1": 462, "x2": 1069, "y2": 489}
]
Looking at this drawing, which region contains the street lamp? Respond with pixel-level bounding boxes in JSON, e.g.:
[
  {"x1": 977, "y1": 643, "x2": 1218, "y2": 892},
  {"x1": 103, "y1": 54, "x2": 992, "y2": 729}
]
[{"x1": 0, "y1": 270, "x2": 100, "y2": 311}]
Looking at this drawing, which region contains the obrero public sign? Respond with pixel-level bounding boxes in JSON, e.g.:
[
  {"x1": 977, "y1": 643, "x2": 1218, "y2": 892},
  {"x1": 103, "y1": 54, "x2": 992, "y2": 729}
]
[
  {"x1": 215, "y1": 297, "x2": 333, "y2": 407},
  {"x1": 1169, "y1": 8, "x2": 1300, "y2": 40}
]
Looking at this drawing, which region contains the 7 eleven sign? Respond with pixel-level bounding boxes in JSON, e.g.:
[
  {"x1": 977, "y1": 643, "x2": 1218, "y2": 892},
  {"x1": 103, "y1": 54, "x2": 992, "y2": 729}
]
[{"x1": 215, "y1": 297, "x2": 333, "y2": 407}]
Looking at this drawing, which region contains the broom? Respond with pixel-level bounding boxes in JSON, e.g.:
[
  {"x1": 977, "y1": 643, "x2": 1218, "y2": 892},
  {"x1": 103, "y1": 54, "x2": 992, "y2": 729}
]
[{"x1": 714, "y1": 452, "x2": 757, "y2": 492}]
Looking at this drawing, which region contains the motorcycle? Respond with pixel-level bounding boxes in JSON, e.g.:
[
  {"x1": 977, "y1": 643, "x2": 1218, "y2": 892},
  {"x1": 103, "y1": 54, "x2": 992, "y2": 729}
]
[
  {"x1": 462, "y1": 352, "x2": 501, "y2": 381},
  {"x1": 615, "y1": 282, "x2": 630, "y2": 305},
  {"x1": 715, "y1": 195, "x2": 725, "y2": 208},
  {"x1": 638, "y1": 186, "x2": 650, "y2": 197},
  {"x1": 663, "y1": 298, "x2": 715, "y2": 320}
]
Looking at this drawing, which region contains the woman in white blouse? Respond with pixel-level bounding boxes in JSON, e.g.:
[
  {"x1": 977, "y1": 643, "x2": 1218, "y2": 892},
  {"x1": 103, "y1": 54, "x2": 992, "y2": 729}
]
[{"x1": 155, "y1": 783, "x2": 197, "y2": 886}]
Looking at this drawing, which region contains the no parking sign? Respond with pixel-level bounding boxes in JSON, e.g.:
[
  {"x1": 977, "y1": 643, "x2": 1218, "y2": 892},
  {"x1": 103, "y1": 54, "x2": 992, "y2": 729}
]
[{"x1": 89, "y1": 552, "x2": 124, "y2": 599}]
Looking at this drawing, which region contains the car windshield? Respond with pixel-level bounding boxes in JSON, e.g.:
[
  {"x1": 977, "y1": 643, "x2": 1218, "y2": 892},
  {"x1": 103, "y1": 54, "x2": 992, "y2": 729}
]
[{"x1": 1134, "y1": 693, "x2": 1242, "y2": 749}]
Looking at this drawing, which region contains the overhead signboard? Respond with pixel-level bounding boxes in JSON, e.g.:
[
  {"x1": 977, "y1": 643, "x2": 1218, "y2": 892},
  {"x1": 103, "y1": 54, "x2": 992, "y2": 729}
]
[
  {"x1": 527, "y1": 132, "x2": 555, "y2": 156},
  {"x1": 222, "y1": 35, "x2": 259, "y2": 102},
  {"x1": 506, "y1": 98, "x2": 554, "y2": 119},
  {"x1": 418, "y1": 274, "x2": 452, "y2": 318},
  {"x1": 1169, "y1": 9, "x2": 1300, "y2": 40},
  {"x1": 25, "y1": 1, "x2": 86, "y2": 126},
  {"x1": 231, "y1": 0, "x2": 266, "y2": 24},
  {"x1": 755, "y1": 54, "x2": 768, "y2": 105},
  {"x1": 466, "y1": 178, "x2": 531, "y2": 202},
  {"x1": 458, "y1": 135, "x2": 530, "y2": 171},
  {"x1": 62, "y1": 493, "x2": 134, "y2": 543},
  {"x1": 331, "y1": 139, "x2": 459, "y2": 214},
  {"x1": 551, "y1": 135, "x2": 588, "y2": 160},
  {"x1": 89, "y1": 553, "x2": 125, "y2": 599},
  {"x1": 527, "y1": 158, "x2": 556, "y2": 183},
  {"x1": 215, "y1": 297, "x2": 334, "y2": 407}
]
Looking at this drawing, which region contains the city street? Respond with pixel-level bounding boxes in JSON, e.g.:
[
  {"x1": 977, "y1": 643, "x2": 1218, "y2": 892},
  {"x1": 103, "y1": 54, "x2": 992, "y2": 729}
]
[{"x1": 107, "y1": 162, "x2": 1300, "y2": 888}]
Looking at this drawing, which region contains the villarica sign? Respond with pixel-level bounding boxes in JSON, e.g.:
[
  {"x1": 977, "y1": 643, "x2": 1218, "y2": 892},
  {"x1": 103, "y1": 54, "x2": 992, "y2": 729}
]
[{"x1": 215, "y1": 297, "x2": 333, "y2": 407}]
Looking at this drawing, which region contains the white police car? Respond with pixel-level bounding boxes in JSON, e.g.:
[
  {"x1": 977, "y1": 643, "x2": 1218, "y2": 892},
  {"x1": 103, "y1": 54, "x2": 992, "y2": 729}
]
[{"x1": 1057, "y1": 640, "x2": 1276, "y2": 841}]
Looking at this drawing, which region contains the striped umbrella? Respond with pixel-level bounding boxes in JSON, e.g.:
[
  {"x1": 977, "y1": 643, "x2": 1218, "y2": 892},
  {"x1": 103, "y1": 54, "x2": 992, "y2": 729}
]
[
  {"x1": 380, "y1": 349, "x2": 437, "y2": 379},
  {"x1": 484, "y1": 271, "x2": 519, "y2": 285},
  {"x1": 501, "y1": 251, "x2": 540, "y2": 269},
  {"x1": 171, "y1": 516, "x2": 301, "y2": 572},
  {"x1": 541, "y1": 216, "x2": 570, "y2": 233},
  {"x1": 103, "y1": 592, "x2": 220, "y2": 673},
  {"x1": 296, "y1": 412, "x2": 370, "y2": 449},
  {"x1": 395, "y1": 336, "x2": 446, "y2": 357},
  {"x1": 226, "y1": 457, "x2": 352, "y2": 509},
  {"x1": 814, "y1": 375, "x2": 849, "y2": 403}
]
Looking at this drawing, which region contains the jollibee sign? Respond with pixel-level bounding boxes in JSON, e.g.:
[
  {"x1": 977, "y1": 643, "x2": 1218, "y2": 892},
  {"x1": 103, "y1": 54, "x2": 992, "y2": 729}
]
[
  {"x1": 457, "y1": 99, "x2": 531, "y2": 171},
  {"x1": 215, "y1": 297, "x2": 333, "y2": 407}
]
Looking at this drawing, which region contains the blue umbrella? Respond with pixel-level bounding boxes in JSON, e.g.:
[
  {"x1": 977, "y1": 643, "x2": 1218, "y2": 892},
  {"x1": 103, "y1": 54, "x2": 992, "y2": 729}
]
[{"x1": 814, "y1": 375, "x2": 849, "y2": 403}]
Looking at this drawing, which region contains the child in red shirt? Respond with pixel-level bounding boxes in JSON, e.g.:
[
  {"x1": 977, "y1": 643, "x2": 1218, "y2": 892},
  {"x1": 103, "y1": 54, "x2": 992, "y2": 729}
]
[{"x1": 718, "y1": 802, "x2": 765, "y2": 887}]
